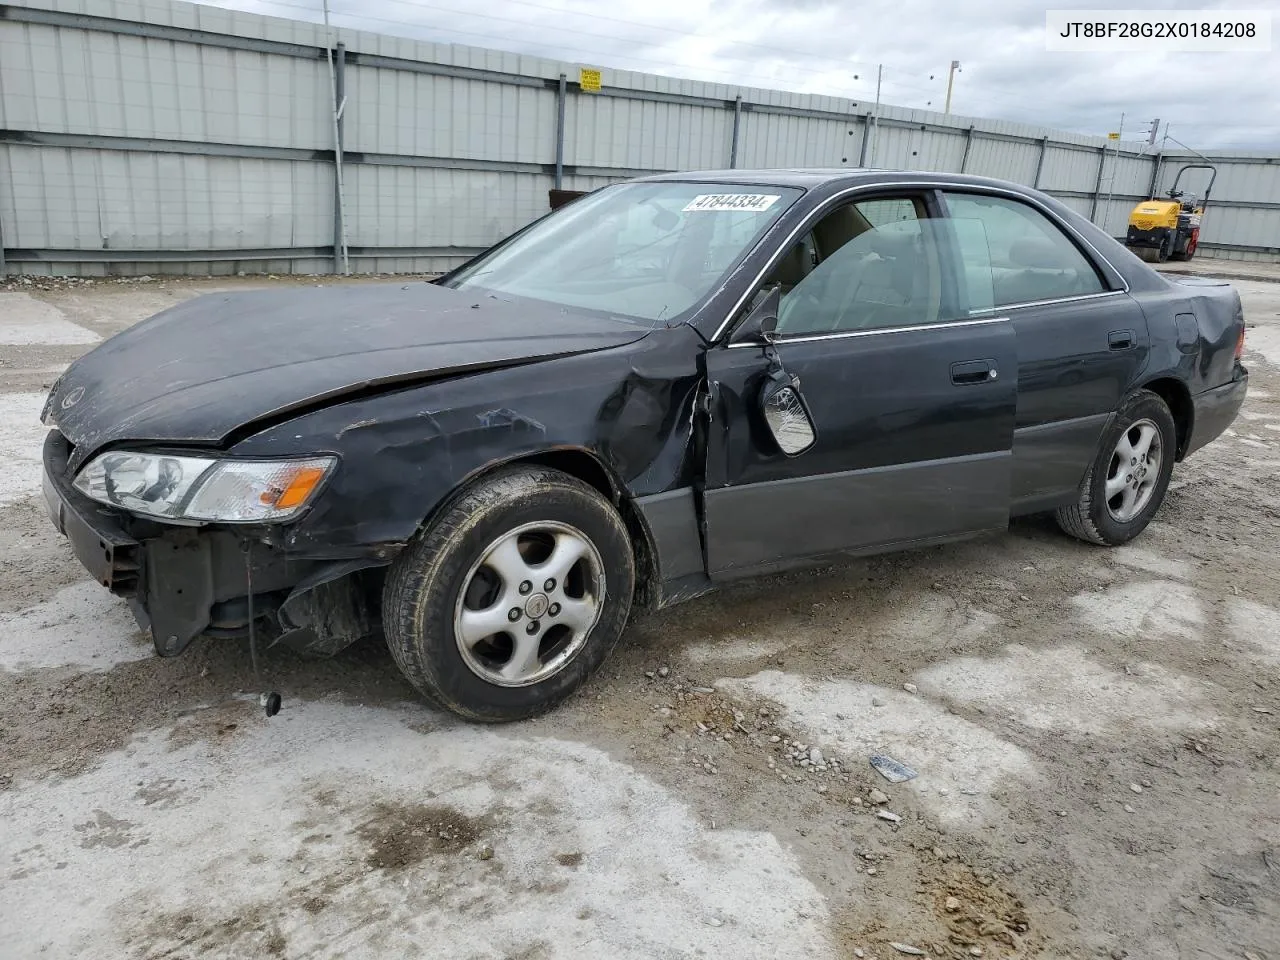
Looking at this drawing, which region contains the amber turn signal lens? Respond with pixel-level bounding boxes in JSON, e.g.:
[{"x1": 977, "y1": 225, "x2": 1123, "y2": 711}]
[{"x1": 263, "y1": 465, "x2": 329, "y2": 509}]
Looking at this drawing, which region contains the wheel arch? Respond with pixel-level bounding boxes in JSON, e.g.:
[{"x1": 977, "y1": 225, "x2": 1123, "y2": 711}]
[
  {"x1": 1139, "y1": 376, "x2": 1194, "y2": 460},
  {"x1": 426, "y1": 447, "x2": 662, "y2": 612}
]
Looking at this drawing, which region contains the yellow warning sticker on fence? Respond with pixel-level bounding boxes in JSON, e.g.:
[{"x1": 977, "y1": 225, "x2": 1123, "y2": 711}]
[
  {"x1": 1107, "y1": 131, "x2": 1121, "y2": 139},
  {"x1": 579, "y1": 67, "x2": 602, "y2": 93}
]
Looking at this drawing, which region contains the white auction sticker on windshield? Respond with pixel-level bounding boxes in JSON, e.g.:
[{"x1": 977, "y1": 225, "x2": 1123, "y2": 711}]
[{"x1": 683, "y1": 194, "x2": 781, "y2": 213}]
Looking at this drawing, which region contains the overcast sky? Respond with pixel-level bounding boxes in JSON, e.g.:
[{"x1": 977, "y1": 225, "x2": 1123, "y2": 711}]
[{"x1": 210, "y1": 0, "x2": 1278, "y2": 149}]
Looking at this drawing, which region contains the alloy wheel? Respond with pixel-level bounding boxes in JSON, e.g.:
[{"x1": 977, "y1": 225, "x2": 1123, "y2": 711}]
[
  {"x1": 1105, "y1": 418, "x2": 1163, "y2": 522},
  {"x1": 453, "y1": 521, "x2": 605, "y2": 687}
]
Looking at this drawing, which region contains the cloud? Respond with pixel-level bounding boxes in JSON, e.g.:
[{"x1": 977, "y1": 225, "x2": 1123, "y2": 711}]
[{"x1": 209, "y1": 0, "x2": 1277, "y2": 149}]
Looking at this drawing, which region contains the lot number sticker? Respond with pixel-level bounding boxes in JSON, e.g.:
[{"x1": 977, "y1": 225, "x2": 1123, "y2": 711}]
[{"x1": 683, "y1": 194, "x2": 781, "y2": 213}]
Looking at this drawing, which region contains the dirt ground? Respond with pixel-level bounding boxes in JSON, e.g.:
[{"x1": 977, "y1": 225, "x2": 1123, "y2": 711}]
[{"x1": 1, "y1": 263, "x2": 1277, "y2": 960}]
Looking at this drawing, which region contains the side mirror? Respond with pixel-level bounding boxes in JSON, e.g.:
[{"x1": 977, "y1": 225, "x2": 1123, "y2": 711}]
[
  {"x1": 758, "y1": 367, "x2": 817, "y2": 457},
  {"x1": 731, "y1": 284, "x2": 781, "y2": 345}
]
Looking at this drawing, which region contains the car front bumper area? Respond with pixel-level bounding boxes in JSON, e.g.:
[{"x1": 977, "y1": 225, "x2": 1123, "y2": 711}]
[{"x1": 42, "y1": 431, "x2": 381, "y2": 658}]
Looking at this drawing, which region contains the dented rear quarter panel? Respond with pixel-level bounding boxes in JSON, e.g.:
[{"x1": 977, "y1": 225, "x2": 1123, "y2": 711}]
[{"x1": 1133, "y1": 275, "x2": 1244, "y2": 396}]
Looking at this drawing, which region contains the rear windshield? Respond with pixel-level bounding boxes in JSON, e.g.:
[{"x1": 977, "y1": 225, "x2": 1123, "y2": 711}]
[{"x1": 442, "y1": 182, "x2": 803, "y2": 325}]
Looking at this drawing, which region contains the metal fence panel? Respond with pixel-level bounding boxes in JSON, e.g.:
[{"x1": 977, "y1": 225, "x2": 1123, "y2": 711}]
[
  {"x1": 345, "y1": 165, "x2": 552, "y2": 248},
  {"x1": 1, "y1": 143, "x2": 332, "y2": 249},
  {"x1": 1, "y1": 0, "x2": 1277, "y2": 276},
  {"x1": 965, "y1": 136, "x2": 1039, "y2": 182},
  {"x1": 0, "y1": 21, "x2": 332, "y2": 148},
  {"x1": 737, "y1": 111, "x2": 849, "y2": 169},
  {"x1": 346, "y1": 67, "x2": 555, "y2": 163},
  {"x1": 567, "y1": 96, "x2": 728, "y2": 171},
  {"x1": 1039, "y1": 146, "x2": 1103, "y2": 194}
]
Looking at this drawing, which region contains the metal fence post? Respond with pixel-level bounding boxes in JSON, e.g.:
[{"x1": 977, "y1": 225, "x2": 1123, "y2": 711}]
[
  {"x1": 1147, "y1": 152, "x2": 1163, "y2": 199},
  {"x1": 1032, "y1": 136, "x2": 1048, "y2": 188},
  {"x1": 554, "y1": 73, "x2": 566, "y2": 190},
  {"x1": 729, "y1": 95, "x2": 742, "y2": 168},
  {"x1": 959, "y1": 125, "x2": 974, "y2": 173},
  {"x1": 857, "y1": 113, "x2": 872, "y2": 166},
  {"x1": 1089, "y1": 145, "x2": 1107, "y2": 221},
  {"x1": 332, "y1": 42, "x2": 346, "y2": 275},
  {"x1": 0, "y1": 140, "x2": 7, "y2": 276}
]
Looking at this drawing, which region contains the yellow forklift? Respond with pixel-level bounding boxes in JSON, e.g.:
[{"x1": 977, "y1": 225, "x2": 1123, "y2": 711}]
[{"x1": 1124, "y1": 163, "x2": 1217, "y2": 263}]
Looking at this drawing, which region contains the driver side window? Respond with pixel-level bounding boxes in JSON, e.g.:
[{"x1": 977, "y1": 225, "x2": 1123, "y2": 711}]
[{"x1": 765, "y1": 196, "x2": 946, "y2": 337}]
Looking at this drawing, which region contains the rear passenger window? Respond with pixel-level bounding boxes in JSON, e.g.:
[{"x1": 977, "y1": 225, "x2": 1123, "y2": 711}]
[{"x1": 942, "y1": 192, "x2": 1105, "y2": 306}]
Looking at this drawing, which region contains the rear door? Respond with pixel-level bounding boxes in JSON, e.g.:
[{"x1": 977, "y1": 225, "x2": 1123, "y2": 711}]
[
  {"x1": 940, "y1": 190, "x2": 1150, "y2": 513},
  {"x1": 700, "y1": 190, "x2": 1017, "y2": 578}
]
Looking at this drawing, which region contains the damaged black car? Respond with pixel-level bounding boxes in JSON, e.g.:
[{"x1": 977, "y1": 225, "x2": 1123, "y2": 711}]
[{"x1": 42, "y1": 170, "x2": 1248, "y2": 721}]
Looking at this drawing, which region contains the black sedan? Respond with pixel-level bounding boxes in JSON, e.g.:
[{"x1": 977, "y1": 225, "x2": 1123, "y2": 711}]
[{"x1": 41, "y1": 170, "x2": 1249, "y2": 721}]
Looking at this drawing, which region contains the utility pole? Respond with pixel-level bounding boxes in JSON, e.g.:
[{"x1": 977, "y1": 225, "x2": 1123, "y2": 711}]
[{"x1": 944, "y1": 60, "x2": 961, "y2": 114}]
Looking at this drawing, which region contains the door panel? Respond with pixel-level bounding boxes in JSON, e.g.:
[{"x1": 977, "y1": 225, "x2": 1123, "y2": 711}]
[
  {"x1": 1011, "y1": 296, "x2": 1148, "y2": 427},
  {"x1": 702, "y1": 319, "x2": 1017, "y2": 577},
  {"x1": 1008, "y1": 295, "x2": 1150, "y2": 511},
  {"x1": 937, "y1": 189, "x2": 1150, "y2": 513}
]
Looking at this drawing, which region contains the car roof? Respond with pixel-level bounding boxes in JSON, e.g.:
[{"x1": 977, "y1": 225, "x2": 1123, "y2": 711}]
[{"x1": 635, "y1": 168, "x2": 1040, "y2": 194}]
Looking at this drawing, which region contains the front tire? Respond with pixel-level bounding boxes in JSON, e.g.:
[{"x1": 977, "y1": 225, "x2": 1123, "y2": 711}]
[
  {"x1": 1054, "y1": 391, "x2": 1177, "y2": 546},
  {"x1": 383, "y1": 466, "x2": 635, "y2": 722}
]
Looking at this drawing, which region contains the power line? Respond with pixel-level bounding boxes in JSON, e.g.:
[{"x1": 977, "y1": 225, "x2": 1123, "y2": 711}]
[
  {"x1": 1163, "y1": 132, "x2": 1215, "y2": 164},
  {"x1": 373, "y1": 0, "x2": 895, "y2": 89},
  {"x1": 479, "y1": 1, "x2": 1047, "y2": 113},
  {"x1": 348, "y1": 0, "x2": 890, "y2": 75},
  {"x1": 360, "y1": 0, "x2": 1027, "y2": 108},
  {"x1": 221, "y1": 0, "x2": 879, "y2": 97},
  {"x1": 208, "y1": 0, "x2": 1037, "y2": 117}
]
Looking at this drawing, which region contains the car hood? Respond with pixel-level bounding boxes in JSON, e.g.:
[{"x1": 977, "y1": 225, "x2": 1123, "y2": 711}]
[{"x1": 46, "y1": 282, "x2": 651, "y2": 468}]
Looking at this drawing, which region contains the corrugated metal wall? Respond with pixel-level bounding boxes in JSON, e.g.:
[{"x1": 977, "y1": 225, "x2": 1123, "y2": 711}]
[{"x1": 1, "y1": 0, "x2": 1277, "y2": 276}]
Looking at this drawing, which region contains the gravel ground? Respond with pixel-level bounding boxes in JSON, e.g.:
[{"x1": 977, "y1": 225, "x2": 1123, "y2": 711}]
[{"x1": 1, "y1": 265, "x2": 1278, "y2": 960}]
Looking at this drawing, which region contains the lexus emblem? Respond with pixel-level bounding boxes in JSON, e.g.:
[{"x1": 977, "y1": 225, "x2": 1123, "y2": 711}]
[{"x1": 60, "y1": 386, "x2": 85, "y2": 410}]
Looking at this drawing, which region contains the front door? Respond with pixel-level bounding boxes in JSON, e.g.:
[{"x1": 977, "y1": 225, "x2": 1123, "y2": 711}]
[{"x1": 701, "y1": 193, "x2": 1017, "y2": 578}]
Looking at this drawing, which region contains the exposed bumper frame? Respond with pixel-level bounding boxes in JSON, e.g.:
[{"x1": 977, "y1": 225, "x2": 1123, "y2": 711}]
[{"x1": 42, "y1": 431, "x2": 389, "y2": 657}]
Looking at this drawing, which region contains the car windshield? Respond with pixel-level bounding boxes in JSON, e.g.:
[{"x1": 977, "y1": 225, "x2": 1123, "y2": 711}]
[{"x1": 442, "y1": 182, "x2": 803, "y2": 325}]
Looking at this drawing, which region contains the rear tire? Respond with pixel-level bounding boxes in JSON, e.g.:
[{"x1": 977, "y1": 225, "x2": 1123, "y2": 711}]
[
  {"x1": 382, "y1": 466, "x2": 635, "y2": 722},
  {"x1": 1054, "y1": 391, "x2": 1177, "y2": 546}
]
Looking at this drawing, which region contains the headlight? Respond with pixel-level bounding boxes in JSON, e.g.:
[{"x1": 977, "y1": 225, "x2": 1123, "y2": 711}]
[{"x1": 72, "y1": 451, "x2": 336, "y2": 523}]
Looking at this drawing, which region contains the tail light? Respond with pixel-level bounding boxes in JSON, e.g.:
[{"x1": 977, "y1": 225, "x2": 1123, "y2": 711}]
[{"x1": 1235, "y1": 325, "x2": 1246, "y2": 361}]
